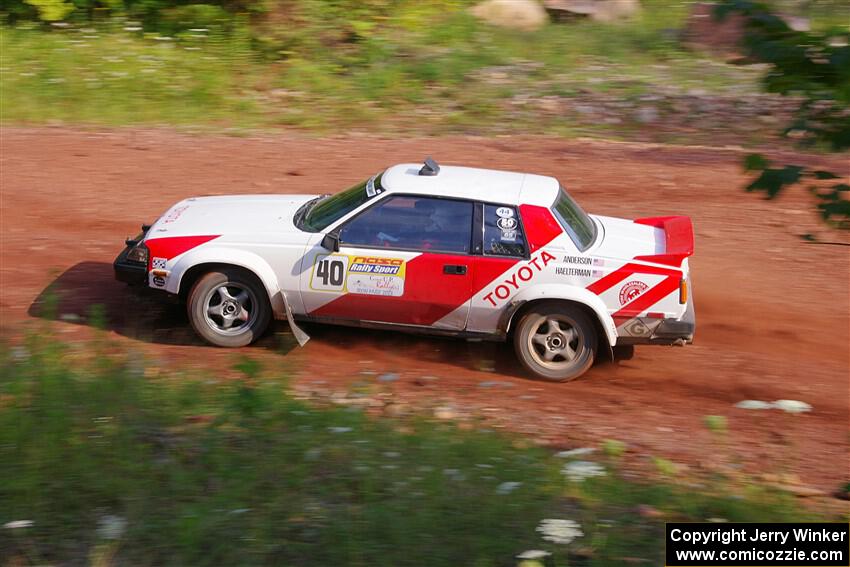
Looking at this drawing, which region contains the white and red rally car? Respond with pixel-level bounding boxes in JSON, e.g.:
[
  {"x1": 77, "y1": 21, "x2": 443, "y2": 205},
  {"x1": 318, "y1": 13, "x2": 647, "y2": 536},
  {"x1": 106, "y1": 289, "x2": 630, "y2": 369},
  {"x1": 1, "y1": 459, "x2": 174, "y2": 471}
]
[{"x1": 115, "y1": 158, "x2": 695, "y2": 381}]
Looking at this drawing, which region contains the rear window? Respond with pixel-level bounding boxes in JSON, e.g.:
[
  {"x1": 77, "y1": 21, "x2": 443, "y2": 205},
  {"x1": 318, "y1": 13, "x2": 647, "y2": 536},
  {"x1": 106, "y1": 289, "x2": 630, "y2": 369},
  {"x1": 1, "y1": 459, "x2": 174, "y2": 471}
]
[
  {"x1": 483, "y1": 204, "x2": 527, "y2": 257},
  {"x1": 551, "y1": 187, "x2": 596, "y2": 251}
]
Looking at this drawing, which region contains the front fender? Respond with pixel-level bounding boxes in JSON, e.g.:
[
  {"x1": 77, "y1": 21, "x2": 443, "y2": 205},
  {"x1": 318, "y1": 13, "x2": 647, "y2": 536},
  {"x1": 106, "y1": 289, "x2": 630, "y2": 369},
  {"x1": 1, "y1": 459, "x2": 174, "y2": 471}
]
[
  {"x1": 168, "y1": 247, "x2": 284, "y2": 316},
  {"x1": 506, "y1": 284, "x2": 618, "y2": 347},
  {"x1": 167, "y1": 246, "x2": 310, "y2": 346}
]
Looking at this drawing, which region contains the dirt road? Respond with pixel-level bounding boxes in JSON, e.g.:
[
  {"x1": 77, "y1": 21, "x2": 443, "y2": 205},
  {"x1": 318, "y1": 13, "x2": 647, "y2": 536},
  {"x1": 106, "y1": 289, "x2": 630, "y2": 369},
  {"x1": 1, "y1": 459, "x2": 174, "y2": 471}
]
[{"x1": 1, "y1": 127, "x2": 848, "y2": 495}]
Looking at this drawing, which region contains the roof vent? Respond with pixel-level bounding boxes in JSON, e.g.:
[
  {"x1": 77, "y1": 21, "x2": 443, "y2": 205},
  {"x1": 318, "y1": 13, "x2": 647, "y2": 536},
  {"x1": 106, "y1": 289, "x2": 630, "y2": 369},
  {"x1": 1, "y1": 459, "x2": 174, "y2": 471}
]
[{"x1": 419, "y1": 157, "x2": 440, "y2": 176}]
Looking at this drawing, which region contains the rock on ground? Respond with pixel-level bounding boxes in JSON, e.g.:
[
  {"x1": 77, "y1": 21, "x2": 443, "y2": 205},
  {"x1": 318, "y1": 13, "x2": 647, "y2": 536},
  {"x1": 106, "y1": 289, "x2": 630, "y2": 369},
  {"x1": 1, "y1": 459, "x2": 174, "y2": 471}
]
[{"x1": 470, "y1": 0, "x2": 549, "y2": 31}]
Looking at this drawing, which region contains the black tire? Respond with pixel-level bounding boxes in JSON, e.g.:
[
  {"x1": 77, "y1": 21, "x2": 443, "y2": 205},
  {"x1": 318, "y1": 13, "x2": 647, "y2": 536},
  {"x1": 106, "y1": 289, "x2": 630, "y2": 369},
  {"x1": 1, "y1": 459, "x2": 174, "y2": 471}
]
[
  {"x1": 513, "y1": 302, "x2": 598, "y2": 382},
  {"x1": 187, "y1": 268, "x2": 271, "y2": 347}
]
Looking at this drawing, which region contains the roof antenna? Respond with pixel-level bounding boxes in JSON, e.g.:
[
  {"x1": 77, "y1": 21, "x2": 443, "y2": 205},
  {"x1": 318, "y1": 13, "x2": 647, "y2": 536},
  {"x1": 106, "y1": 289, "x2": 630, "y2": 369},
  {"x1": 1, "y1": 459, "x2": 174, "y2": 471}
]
[{"x1": 419, "y1": 157, "x2": 440, "y2": 176}]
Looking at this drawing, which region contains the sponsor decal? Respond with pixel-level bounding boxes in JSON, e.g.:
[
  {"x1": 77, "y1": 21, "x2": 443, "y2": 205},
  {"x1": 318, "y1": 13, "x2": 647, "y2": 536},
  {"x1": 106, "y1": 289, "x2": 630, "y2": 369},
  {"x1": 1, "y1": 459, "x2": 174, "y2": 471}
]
[
  {"x1": 562, "y1": 255, "x2": 605, "y2": 266},
  {"x1": 619, "y1": 281, "x2": 648, "y2": 306},
  {"x1": 349, "y1": 256, "x2": 403, "y2": 275},
  {"x1": 622, "y1": 318, "x2": 653, "y2": 337},
  {"x1": 348, "y1": 274, "x2": 403, "y2": 297},
  {"x1": 365, "y1": 175, "x2": 384, "y2": 198},
  {"x1": 161, "y1": 204, "x2": 189, "y2": 224},
  {"x1": 152, "y1": 275, "x2": 166, "y2": 287},
  {"x1": 311, "y1": 254, "x2": 406, "y2": 296},
  {"x1": 500, "y1": 229, "x2": 517, "y2": 242},
  {"x1": 151, "y1": 257, "x2": 167, "y2": 270},
  {"x1": 496, "y1": 214, "x2": 519, "y2": 241},
  {"x1": 497, "y1": 217, "x2": 517, "y2": 231},
  {"x1": 483, "y1": 251, "x2": 556, "y2": 306},
  {"x1": 555, "y1": 267, "x2": 603, "y2": 278}
]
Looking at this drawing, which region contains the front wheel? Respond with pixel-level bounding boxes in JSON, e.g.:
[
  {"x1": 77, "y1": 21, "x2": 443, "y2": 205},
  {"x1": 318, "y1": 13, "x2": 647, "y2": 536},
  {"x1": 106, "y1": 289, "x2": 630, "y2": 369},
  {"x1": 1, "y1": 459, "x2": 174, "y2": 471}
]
[
  {"x1": 187, "y1": 268, "x2": 271, "y2": 347},
  {"x1": 513, "y1": 303, "x2": 598, "y2": 382}
]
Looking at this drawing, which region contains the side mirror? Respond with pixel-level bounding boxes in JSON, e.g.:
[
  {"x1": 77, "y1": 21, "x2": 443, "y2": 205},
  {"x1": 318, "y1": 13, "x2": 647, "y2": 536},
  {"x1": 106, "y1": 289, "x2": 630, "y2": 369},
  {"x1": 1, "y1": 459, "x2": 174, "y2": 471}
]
[{"x1": 321, "y1": 232, "x2": 340, "y2": 252}]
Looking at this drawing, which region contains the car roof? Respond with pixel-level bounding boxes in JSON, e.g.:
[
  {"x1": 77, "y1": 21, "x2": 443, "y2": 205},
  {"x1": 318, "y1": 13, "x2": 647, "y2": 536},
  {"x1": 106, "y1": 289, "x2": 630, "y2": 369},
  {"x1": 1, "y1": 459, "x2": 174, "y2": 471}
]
[{"x1": 380, "y1": 163, "x2": 560, "y2": 207}]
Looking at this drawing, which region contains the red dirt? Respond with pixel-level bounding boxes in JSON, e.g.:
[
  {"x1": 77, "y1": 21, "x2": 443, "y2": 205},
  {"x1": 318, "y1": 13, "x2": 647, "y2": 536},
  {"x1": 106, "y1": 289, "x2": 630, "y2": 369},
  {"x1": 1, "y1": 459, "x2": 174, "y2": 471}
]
[{"x1": 1, "y1": 127, "x2": 848, "y2": 497}]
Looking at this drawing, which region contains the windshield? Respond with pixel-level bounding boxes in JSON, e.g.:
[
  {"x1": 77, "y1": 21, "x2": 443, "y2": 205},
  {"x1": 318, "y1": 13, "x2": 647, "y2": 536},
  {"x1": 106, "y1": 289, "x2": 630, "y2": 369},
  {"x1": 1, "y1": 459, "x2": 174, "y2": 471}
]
[
  {"x1": 551, "y1": 187, "x2": 596, "y2": 251},
  {"x1": 302, "y1": 174, "x2": 383, "y2": 232}
]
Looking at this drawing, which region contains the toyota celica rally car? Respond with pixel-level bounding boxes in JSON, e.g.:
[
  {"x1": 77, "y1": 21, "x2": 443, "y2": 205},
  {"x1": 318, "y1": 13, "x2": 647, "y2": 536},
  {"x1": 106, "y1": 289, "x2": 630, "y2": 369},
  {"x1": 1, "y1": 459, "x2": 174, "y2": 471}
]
[{"x1": 115, "y1": 158, "x2": 695, "y2": 382}]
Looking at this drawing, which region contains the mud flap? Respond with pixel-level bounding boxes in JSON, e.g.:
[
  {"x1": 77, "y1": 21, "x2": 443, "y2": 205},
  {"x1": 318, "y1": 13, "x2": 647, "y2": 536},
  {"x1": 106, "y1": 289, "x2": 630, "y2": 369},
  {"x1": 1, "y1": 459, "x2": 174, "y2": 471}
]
[{"x1": 281, "y1": 291, "x2": 310, "y2": 347}]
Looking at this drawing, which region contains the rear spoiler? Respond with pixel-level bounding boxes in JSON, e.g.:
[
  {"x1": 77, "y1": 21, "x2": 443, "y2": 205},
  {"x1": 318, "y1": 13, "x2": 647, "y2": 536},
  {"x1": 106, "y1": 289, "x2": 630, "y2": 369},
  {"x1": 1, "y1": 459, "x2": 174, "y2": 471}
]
[{"x1": 633, "y1": 216, "x2": 694, "y2": 267}]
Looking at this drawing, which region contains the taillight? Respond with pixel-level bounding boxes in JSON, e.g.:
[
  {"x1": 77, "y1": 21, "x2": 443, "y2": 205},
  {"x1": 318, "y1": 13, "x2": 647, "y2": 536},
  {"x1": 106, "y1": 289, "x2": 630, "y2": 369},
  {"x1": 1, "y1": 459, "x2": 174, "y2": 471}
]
[{"x1": 679, "y1": 278, "x2": 688, "y2": 304}]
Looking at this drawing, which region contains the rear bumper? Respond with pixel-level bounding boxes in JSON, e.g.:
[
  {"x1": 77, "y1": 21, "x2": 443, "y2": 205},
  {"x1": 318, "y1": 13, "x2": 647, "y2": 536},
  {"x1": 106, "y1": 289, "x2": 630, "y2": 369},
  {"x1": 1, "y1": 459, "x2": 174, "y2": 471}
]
[
  {"x1": 615, "y1": 283, "x2": 695, "y2": 346},
  {"x1": 113, "y1": 244, "x2": 148, "y2": 285},
  {"x1": 651, "y1": 291, "x2": 695, "y2": 344}
]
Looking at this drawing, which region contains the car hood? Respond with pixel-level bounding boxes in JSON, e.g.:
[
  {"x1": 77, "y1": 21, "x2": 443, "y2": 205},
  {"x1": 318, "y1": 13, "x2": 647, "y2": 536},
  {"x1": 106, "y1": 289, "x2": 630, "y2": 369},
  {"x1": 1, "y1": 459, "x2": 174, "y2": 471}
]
[
  {"x1": 591, "y1": 215, "x2": 665, "y2": 260},
  {"x1": 145, "y1": 194, "x2": 319, "y2": 239}
]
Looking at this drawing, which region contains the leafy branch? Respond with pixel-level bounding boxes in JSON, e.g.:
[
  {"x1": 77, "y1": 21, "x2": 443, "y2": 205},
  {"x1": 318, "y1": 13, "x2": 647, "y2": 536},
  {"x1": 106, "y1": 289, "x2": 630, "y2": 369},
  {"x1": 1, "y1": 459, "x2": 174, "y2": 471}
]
[
  {"x1": 744, "y1": 155, "x2": 850, "y2": 228},
  {"x1": 715, "y1": 0, "x2": 850, "y2": 230}
]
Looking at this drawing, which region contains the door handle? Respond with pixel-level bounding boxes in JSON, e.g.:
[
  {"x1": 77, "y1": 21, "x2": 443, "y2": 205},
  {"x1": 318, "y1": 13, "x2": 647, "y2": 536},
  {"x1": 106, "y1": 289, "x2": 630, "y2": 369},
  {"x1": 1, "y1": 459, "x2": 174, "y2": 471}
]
[{"x1": 443, "y1": 264, "x2": 467, "y2": 275}]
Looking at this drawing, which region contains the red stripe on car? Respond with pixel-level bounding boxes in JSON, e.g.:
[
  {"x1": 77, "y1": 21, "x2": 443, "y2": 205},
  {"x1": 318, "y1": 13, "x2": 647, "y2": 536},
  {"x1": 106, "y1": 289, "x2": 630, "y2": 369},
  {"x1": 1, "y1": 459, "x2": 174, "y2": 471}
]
[
  {"x1": 612, "y1": 275, "x2": 680, "y2": 318},
  {"x1": 145, "y1": 235, "x2": 220, "y2": 268},
  {"x1": 586, "y1": 262, "x2": 679, "y2": 295}
]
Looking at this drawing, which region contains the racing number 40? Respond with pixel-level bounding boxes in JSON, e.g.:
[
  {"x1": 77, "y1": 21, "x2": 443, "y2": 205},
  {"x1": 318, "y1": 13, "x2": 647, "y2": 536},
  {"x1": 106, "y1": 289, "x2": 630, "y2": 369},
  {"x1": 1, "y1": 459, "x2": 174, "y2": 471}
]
[{"x1": 316, "y1": 258, "x2": 345, "y2": 287}]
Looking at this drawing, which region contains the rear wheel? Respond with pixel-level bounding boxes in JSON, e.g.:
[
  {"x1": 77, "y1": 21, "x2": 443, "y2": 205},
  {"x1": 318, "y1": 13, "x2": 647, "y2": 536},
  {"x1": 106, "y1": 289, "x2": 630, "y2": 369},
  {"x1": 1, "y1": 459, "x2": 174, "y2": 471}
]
[
  {"x1": 187, "y1": 268, "x2": 271, "y2": 347},
  {"x1": 513, "y1": 302, "x2": 598, "y2": 382}
]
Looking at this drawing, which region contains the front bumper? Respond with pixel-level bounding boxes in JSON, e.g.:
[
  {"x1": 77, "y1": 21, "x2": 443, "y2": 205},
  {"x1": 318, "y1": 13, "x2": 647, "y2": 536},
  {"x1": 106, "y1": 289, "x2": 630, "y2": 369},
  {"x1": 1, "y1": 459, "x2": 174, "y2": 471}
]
[
  {"x1": 615, "y1": 282, "x2": 695, "y2": 346},
  {"x1": 114, "y1": 243, "x2": 148, "y2": 285}
]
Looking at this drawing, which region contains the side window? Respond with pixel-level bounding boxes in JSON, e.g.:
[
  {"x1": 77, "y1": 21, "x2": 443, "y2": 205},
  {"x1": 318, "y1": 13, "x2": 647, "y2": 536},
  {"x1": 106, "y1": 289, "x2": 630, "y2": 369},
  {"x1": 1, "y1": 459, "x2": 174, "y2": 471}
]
[
  {"x1": 339, "y1": 195, "x2": 473, "y2": 254},
  {"x1": 483, "y1": 204, "x2": 527, "y2": 257}
]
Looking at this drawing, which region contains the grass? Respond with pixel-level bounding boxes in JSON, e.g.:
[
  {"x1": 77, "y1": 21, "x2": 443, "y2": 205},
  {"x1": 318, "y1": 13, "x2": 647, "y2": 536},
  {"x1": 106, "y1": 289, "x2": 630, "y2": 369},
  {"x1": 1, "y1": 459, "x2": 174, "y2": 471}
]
[
  {"x1": 0, "y1": 326, "x2": 826, "y2": 566},
  {"x1": 0, "y1": 22, "x2": 264, "y2": 127},
  {"x1": 0, "y1": 1, "x2": 770, "y2": 137}
]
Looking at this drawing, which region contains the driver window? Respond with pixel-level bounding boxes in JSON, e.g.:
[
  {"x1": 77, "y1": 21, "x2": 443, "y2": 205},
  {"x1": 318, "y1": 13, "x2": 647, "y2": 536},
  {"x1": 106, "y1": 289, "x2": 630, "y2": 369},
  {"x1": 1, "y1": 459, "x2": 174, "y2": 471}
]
[{"x1": 339, "y1": 195, "x2": 473, "y2": 254}]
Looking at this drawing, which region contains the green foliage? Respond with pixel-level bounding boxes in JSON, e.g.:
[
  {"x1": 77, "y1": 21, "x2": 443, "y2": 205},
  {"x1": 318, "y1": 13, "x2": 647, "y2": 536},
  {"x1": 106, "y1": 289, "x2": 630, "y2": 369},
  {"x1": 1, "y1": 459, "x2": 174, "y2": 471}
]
[
  {"x1": 745, "y1": 154, "x2": 849, "y2": 228},
  {"x1": 745, "y1": 163, "x2": 804, "y2": 198},
  {"x1": 157, "y1": 4, "x2": 234, "y2": 35},
  {"x1": 602, "y1": 439, "x2": 626, "y2": 458},
  {"x1": 2, "y1": 3, "x2": 769, "y2": 135},
  {"x1": 0, "y1": 333, "x2": 825, "y2": 565},
  {"x1": 0, "y1": 25, "x2": 264, "y2": 127},
  {"x1": 0, "y1": 334, "x2": 559, "y2": 565},
  {"x1": 23, "y1": 0, "x2": 75, "y2": 21},
  {"x1": 703, "y1": 415, "x2": 728, "y2": 435},
  {"x1": 652, "y1": 456, "x2": 679, "y2": 477},
  {"x1": 2, "y1": 0, "x2": 846, "y2": 141},
  {"x1": 716, "y1": 0, "x2": 850, "y2": 229}
]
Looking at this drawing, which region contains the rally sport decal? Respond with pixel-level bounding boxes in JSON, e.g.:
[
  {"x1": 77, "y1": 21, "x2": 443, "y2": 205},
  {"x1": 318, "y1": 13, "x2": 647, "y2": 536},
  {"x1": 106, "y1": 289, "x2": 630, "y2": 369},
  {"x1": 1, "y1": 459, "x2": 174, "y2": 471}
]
[{"x1": 311, "y1": 255, "x2": 407, "y2": 297}]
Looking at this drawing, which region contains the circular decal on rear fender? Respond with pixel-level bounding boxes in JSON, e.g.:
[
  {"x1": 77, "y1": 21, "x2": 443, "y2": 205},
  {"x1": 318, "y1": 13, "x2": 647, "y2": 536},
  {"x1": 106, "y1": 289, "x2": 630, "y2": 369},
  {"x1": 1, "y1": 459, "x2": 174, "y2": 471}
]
[
  {"x1": 497, "y1": 217, "x2": 517, "y2": 230},
  {"x1": 619, "y1": 281, "x2": 648, "y2": 306}
]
